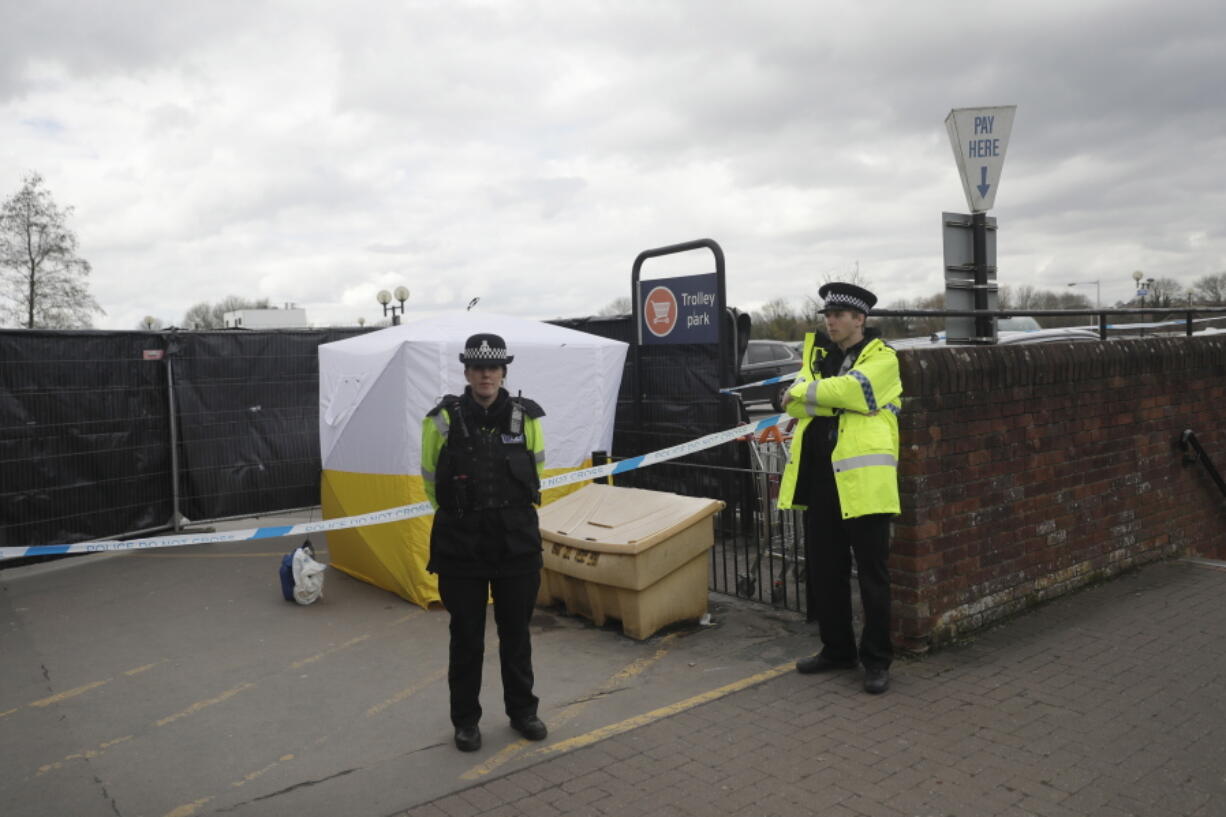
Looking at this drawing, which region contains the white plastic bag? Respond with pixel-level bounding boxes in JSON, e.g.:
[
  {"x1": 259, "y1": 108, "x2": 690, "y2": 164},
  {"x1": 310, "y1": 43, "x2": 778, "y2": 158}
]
[{"x1": 291, "y1": 544, "x2": 327, "y2": 605}]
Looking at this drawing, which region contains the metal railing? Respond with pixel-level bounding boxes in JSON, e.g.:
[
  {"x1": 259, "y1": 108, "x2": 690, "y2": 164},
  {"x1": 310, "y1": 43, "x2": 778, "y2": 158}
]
[
  {"x1": 871, "y1": 306, "x2": 1226, "y2": 341},
  {"x1": 1180, "y1": 430, "x2": 1226, "y2": 500},
  {"x1": 606, "y1": 432, "x2": 809, "y2": 614}
]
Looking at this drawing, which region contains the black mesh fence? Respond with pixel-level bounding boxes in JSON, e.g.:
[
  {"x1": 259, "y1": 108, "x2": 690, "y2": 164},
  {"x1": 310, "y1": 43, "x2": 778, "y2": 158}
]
[
  {"x1": 170, "y1": 330, "x2": 366, "y2": 521},
  {"x1": 3, "y1": 319, "x2": 805, "y2": 612},
  {"x1": 0, "y1": 330, "x2": 173, "y2": 549},
  {"x1": 0, "y1": 327, "x2": 369, "y2": 552}
]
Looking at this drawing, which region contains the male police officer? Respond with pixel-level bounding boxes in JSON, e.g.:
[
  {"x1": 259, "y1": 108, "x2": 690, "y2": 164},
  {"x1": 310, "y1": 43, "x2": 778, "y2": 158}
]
[
  {"x1": 777, "y1": 283, "x2": 902, "y2": 694},
  {"x1": 421, "y1": 333, "x2": 548, "y2": 751}
]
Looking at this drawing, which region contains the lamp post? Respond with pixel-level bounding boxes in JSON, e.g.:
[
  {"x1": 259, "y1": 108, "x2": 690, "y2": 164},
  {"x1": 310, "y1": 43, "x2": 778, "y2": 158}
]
[
  {"x1": 377, "y1": 286, "x2": 409, "y2": 325},
  {"x1": 1066, "y1": 280, "x2": 1101, "y2": 309}
]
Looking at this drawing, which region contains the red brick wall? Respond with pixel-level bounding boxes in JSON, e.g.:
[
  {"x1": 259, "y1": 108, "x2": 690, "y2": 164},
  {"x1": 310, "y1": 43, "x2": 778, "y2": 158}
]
[{"x1": 892, "y1": 335, "x2": 1226, "y2": 650}]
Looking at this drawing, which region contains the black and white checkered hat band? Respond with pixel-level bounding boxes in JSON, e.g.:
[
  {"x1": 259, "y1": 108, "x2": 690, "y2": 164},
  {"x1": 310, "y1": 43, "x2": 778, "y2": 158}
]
[
  {"x1": 465, "y1": 341, "x2": 507, "y2": 360},
  {"x1": 824, "y1": 293, "x2": 871, "y2": 313}
]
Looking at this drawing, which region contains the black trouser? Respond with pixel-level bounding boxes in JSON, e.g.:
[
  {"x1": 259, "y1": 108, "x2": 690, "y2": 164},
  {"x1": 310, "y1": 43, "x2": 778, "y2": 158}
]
[
  {"x1": 437, "y1": 571, "x2": 541, "y2": 728},
  {"x1": 804, "y1": 482, "x2": 894, "y2": 671}
]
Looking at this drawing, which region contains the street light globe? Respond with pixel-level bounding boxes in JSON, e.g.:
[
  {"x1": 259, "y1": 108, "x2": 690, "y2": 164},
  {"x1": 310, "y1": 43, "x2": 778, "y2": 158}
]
[
  {"x1": 1132, "y1": 270, "x2": 1143, "y2": 284},
  {"x1": 393, "y1": 286, "x2": 410, "y2": 303},
  {"x1": 376, "y1": 289, "x2": 392, "y2": 305}
]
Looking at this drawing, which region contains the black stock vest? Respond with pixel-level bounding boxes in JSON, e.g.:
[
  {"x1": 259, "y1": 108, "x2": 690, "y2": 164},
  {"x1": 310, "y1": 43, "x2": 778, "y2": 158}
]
[
  {"x1": 426, "y1": 390, "x2": 546, "y2": 578},
  {"x1": 430, "y1": 393, "x2": 543, "y2": 514}
]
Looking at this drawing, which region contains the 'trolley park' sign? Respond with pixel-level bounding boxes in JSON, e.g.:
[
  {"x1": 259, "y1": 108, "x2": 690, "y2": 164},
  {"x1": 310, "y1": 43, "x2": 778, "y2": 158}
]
[{"x1": 638, "y1": 272, "x2": 719, "y2": 345}]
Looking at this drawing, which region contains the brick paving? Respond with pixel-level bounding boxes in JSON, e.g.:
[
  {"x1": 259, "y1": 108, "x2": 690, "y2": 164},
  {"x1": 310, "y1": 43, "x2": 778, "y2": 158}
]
[{"x1": 400, "y1": 560, "x2": 1226, "y2": 817}]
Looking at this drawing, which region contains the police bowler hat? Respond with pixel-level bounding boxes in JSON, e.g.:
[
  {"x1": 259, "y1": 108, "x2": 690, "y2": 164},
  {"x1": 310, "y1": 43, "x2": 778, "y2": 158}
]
[
  {"x1": 819, "y1": 282, "x2": 878, "y2": 315},
  {"x1": 459, "y1": 333, "x2": 514, "y2": 366}
]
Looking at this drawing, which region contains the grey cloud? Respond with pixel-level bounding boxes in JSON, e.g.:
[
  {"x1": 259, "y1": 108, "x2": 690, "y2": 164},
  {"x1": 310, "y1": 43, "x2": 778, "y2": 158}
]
[
  {"x1": 486, "y1": 177, "x2": 588, "y2": 219},
  {"x1": 0, "y1": 0, "x2": 264, "y2": 101},
  {"x1": 7, "y1": 0, "x2": 1226, "y2": 330}
]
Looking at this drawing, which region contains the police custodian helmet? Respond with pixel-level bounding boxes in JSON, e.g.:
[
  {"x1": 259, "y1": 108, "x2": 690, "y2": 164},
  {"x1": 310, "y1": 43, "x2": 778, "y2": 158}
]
[
  {"x1": 818, "y1": 282, "x2": 878, "y2": 315},
  {"x1": 459, "y1": 333, "x2": 514, "y2": 366}
]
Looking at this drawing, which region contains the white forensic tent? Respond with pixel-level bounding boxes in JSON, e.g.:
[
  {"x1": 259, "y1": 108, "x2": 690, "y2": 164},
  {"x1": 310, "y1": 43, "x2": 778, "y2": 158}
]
[{"x1": 319, "y1": 312, "x2": 628, "y2": 608}]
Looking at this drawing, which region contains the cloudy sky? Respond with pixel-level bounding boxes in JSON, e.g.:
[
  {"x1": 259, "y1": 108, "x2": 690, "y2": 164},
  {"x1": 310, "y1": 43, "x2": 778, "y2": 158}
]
[{"x1": 2, "y1": 0, "x2": 1224, "y2": 329}]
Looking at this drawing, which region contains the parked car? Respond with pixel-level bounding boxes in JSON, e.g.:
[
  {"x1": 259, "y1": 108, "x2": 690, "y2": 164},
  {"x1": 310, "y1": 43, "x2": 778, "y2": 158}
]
[
  {"x1": 738, "y1": 340, "x2": 801, "y2": 411},
  {"x1": 996, "y1": 316, "x2": 1042, "y2": 332},
  {"x1": 889, "y1": 324, "x2": 1102, "y2": 350}
]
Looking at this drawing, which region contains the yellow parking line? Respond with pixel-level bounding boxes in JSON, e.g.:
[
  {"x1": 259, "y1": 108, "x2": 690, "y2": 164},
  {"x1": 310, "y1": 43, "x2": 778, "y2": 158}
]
[
  {"x1": 37, "y1": 735, "x2": 134, "y2": 777},
  {"x1": 290, "y1": 634, "x2": 372, "y2": 669},
  {"x1": 530, "y1": 662, "x2": 793, "y2": 759},
  {"x1": 608, "y1": 634, "x2": 679, "y2": 682},
  {"x1": 24, "y1": 660, "x2": 166, "y2": 712},
  {"x1": 30, "y1": 680, "x2": 108, "y2": 708},
  {"x1": 155, "y1": 683, "x2": 256, "y2": 728},
  {"x1": 460, "y1": 634, "x2": 680, "y2": 781},
  {"x1": 367, "y1": 667, "x2": 448, "y2": 718},
  {"x1": 162, "y1": 797, "x2": 213, "y2": 817},
  {"x1": 230, "y1": 753, "x2": 295, "y2": 788},
  {"x1": 124, "y1": 659, "x2": 167, "y2": 676}
]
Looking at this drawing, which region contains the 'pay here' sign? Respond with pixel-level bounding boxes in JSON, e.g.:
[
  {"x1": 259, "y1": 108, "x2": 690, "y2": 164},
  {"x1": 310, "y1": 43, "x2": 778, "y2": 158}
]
[{"x1": 945, "y1": 106, "x2": 1016, "y2": 213}]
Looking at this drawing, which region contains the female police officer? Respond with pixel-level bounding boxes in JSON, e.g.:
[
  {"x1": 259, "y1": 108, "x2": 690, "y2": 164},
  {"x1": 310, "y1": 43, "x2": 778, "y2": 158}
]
[{"x1": 421, "y1": 333, "x2": 548, "y2": 751}]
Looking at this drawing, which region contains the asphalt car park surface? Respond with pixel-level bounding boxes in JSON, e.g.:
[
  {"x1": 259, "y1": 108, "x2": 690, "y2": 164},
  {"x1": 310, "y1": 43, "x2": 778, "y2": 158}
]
[{"x1": 0, "y1": 513, "x2": 814, "y2": 817}]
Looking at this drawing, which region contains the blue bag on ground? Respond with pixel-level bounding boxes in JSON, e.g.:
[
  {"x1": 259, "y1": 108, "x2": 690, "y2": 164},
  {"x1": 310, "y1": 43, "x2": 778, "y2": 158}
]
[
  {"x1": 279, "y1": 552, "x2": 296, "y2": 601},
  {"x1": 278, "y1": 541, "x2": 327, "y2": 605}
]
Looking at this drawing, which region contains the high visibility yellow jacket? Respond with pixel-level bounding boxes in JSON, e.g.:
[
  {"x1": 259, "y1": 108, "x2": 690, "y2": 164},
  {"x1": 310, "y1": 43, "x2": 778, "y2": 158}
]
[
  {"x1": 776, "y1": 332, "x2": 902, "y2": 518},
  {"x1": 421, "y1": 391, "x2": 546, "y2": 511}
]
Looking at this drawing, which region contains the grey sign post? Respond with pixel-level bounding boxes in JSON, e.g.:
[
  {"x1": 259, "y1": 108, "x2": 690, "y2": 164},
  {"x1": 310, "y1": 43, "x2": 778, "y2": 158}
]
[
  {"x1": 943, "y1": 212, "x2": 998, "y2": 343},
  {"x1": 944, "y1": 106, "x2": 1015, "y2": 344}
]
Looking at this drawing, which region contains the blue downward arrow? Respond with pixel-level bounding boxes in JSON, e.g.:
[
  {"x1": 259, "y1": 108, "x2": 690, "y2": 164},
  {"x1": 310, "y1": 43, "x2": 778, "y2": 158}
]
[{"x1": 977, "y1": 166, "x2": 991, "y2": 198}]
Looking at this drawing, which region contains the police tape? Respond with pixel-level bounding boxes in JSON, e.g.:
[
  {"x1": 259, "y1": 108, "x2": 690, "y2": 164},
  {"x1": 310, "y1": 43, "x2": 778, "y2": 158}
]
[
  {"x1": 0, "y1": 413, "x2": 791, "y2": 562},
  {"x1": 719, "y1": 370, "x2": 800, "y2": 394}
]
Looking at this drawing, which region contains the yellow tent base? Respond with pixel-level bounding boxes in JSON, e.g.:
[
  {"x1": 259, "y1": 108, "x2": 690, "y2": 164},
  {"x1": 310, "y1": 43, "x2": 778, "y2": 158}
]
[{"x1": 321, "y1": 465, "x2": 593, "y2": 609}]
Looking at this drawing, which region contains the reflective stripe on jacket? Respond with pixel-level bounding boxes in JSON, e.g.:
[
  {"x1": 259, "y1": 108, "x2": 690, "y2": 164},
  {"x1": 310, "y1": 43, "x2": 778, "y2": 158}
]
[
  {"x1": 421, "y1": 400, "x2": 545, "y2": 511},
  {"x1": 776, "y1": 332, "x2": 902, "y2": 518}
]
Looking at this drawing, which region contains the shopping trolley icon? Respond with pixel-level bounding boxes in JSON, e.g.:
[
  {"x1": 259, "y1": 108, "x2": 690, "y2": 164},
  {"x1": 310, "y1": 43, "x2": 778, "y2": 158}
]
[{"x1": 650, "y1": 300, "x2": 672, "y2": 324}]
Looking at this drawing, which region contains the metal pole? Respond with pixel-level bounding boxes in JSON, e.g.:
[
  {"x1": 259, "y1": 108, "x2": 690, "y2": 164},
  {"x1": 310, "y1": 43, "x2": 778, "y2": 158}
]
[
  {"x1": 166, "y1": 356, "x2": 182, "y2": 532},
  {"x1": 592, "y1": 450, "x2": 609, "y2": 485},
  {"x1": 630, "y1": 280, "x2": 643, "y2": 443},
  {"x1": 972, "y1": 212, "x2": 992, "y2": 342}
]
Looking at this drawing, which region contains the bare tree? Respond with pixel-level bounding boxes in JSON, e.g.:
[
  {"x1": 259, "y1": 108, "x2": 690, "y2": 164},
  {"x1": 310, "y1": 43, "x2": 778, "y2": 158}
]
[
  {"x1": 0, "y1": 173, "x2": 104, "y2": 328},
  {"x1": 999, "y1": 284, "x2": 1041, "y2": 310},
  {"x1": 749, "y1": 297, "x2": 806, "y2": 340},
  {"x1": 876, "y1": 293, "x2": 941, "y2": 339},
  {"x1": 817, "y1": 261, "x2": 871, "y2": 290},
  {"x1": 138, "y1": 316, "x2": 165, "y2": 330},
  {"x1": 802, "y1": 264, "x2": 874, "y2": 325},
  {"x1": 1190, "y1": 272, "x2": 1226, "y2": 305},
  {"x1": 182, "y1": 295, "x2": 272, "y2": 329},
  {"x1": 597, "y1": 296, "x2": 632, "y2": 317},
  {"x1": 1146, "y1": 277, "x2": 1184, "y2": 308}
]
